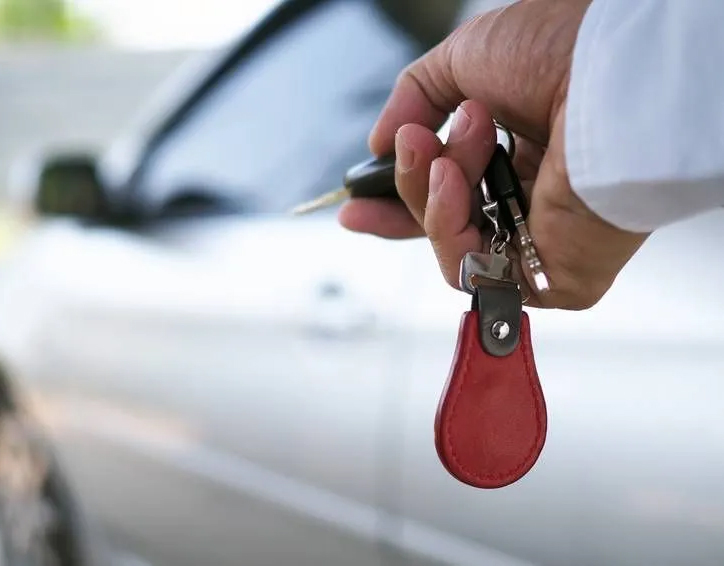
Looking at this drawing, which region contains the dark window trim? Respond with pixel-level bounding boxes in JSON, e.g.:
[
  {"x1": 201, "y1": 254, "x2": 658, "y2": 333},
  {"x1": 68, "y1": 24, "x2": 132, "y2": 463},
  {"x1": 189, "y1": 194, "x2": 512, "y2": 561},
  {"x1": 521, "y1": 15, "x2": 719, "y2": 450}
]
[
  {"x1": 120, "y1": 0, "x2": 333, "y2": 219},
  {"x1": 114, "y1": 0, "x2": 447, "y2": 224}
]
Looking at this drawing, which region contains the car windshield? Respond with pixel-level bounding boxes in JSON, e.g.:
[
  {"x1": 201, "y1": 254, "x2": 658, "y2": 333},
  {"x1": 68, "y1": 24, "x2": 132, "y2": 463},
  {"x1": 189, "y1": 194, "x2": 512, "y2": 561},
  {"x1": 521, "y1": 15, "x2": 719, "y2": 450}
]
[{"x1": 136, "y1": 0, "x2": 447, "y2": 216}]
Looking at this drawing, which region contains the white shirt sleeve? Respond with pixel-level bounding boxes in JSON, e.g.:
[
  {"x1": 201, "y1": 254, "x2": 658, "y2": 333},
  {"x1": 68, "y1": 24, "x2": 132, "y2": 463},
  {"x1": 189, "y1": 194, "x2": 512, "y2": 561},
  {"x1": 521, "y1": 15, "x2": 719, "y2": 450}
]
[{"x1": 565, "y1": 0, "x2": 724, "y2": 233}]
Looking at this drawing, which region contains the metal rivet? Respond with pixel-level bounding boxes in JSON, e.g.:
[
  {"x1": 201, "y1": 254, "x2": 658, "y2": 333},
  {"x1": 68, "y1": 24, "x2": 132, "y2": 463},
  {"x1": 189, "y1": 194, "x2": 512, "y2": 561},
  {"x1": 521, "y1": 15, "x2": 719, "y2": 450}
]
[{"x1": 491, "y1": 320, "x2": 510, "y2": 340}]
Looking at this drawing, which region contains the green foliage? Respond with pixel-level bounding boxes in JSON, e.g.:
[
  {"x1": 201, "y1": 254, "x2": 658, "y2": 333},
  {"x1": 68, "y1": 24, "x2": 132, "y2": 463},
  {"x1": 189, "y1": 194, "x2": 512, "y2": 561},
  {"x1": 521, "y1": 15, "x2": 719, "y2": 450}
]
[{"x1": 0, "y1": 0, "x2": 102, "y2": 43}]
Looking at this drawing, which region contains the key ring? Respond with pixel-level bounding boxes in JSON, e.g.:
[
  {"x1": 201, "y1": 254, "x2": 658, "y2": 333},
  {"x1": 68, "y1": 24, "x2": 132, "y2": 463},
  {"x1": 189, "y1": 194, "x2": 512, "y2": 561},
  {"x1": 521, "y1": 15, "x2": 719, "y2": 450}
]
[{"x1": 494, "y1": 122, "x2": 516, "y2": 161}]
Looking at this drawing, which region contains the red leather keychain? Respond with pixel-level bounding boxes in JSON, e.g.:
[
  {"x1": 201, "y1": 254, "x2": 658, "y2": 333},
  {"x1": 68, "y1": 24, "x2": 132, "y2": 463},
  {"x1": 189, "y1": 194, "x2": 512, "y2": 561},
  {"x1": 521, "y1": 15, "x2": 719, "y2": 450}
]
[
  {"x1": 434, "y1": 280, "x2": 547, "y2": 489},
  {"x1": 434, "y1": 145, "x2": 549, "y2": 489}
]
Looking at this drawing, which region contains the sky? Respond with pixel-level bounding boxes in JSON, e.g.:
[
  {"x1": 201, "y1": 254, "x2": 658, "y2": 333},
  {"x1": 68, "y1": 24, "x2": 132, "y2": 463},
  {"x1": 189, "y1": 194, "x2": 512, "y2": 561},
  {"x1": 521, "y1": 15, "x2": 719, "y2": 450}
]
[{"x1": 70, "y1": 0, "x2": 281, "y2": 49}]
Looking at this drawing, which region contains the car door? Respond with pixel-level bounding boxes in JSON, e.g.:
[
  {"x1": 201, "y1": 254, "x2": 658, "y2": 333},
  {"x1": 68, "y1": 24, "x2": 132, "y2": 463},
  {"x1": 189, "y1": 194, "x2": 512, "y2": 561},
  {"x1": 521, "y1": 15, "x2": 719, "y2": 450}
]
[{"x1": 21, "y1": 1, "x2": 443, "y2": 565}]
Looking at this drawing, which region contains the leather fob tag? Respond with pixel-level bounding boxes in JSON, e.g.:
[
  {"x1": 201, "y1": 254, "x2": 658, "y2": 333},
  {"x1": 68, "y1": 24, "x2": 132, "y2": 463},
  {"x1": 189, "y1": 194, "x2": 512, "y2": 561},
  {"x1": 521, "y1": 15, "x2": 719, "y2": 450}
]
[{"x1": 434, "y1": 310, "x2": 547, "y2": 488}]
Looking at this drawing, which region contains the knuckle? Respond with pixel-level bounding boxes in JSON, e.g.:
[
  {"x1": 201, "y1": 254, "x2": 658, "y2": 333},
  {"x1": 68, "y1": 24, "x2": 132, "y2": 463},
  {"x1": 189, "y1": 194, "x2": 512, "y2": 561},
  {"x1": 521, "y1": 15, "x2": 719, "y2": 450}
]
[
  {"x1": 393, "y1": 163, "x2": 409, "y2": 187},
  {"x1": 424, "y1": 213, "x2": 441, "y2": 241},
  {"x1": 402, "y1": 40, "x2": 462, "y2": 114},
  {"x1": 393, "y1": 170, "x2": 415, "y2": 200},
  {"x1": 396, "y1": 186, "x2": 424, "y2": 223}
]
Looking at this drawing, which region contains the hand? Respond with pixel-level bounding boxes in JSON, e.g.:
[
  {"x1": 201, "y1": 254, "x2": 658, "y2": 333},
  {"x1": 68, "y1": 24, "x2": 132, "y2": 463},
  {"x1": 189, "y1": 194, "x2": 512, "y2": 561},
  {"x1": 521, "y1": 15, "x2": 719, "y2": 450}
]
[{"x1": 338, "y1": 0, "x2": 649, "y2": 310}]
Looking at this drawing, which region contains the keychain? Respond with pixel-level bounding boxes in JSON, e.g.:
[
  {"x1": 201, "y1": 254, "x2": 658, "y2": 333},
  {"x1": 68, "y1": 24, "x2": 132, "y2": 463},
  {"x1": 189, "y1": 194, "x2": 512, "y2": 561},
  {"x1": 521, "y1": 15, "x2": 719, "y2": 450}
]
[
  {"x1": 292, "y1": 124, "x2": 549, "y2": 488},
  {"x1": 436, "y1": 139, "x2": 548, "y2": 489}
]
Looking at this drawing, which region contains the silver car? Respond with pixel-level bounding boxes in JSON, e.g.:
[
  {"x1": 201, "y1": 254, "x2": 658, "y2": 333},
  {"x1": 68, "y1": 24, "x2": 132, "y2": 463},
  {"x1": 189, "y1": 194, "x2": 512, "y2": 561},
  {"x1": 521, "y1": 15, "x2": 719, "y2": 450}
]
[{"x1": 2, "y1": 0, "x2": 724, "y2": 565}]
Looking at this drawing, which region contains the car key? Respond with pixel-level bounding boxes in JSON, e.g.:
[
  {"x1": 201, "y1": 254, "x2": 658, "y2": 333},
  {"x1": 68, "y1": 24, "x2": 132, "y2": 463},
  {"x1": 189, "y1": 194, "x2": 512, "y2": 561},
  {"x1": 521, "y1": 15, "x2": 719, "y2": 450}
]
[{"x1": 290, "y1": 154, "x2": 397, "y2": 215}]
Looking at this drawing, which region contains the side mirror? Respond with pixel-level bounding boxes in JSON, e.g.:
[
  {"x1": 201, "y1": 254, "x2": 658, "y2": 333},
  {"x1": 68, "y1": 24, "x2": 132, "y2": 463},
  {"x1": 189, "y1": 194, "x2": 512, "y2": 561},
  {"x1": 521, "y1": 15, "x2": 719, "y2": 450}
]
[{"x1": 8, "y1": 151, "x2": 109, "y2": 220}]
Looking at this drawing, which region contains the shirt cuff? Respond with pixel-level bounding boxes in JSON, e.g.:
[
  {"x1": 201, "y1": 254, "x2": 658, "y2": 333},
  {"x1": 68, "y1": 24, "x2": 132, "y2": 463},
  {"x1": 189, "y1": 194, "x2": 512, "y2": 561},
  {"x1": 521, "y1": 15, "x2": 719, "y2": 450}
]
[{"x1": 565, "y1": 0, "x2": 724, "y2": 233}]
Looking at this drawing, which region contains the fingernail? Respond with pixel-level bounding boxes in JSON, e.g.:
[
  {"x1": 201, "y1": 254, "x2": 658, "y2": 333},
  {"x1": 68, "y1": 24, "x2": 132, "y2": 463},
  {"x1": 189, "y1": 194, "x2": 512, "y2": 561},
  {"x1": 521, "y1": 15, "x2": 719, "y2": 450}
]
[
  {"x1": 447, "y1": 105, "x2": 471, "y2": 144},
  {"x1": 429, "y1": 159, "x2": 446, "y2": 201},
  {"x1": 396, "y1": 130, "x2": 414, "y2": 172}
]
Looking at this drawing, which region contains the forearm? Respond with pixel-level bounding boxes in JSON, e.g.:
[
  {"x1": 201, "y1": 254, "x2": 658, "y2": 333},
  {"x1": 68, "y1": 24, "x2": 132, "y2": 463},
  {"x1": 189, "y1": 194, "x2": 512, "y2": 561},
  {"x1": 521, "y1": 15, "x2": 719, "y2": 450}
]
[{"x1": 565, "y1": 0, "x2": 724, "y2": 233}]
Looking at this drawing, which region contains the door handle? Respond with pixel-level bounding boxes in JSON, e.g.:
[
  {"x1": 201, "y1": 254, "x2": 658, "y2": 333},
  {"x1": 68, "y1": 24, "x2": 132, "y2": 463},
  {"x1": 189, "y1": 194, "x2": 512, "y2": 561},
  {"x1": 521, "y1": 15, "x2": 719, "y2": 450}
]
[{"x1": 303, "y1": 281, "x2": 375, "y2": 338}]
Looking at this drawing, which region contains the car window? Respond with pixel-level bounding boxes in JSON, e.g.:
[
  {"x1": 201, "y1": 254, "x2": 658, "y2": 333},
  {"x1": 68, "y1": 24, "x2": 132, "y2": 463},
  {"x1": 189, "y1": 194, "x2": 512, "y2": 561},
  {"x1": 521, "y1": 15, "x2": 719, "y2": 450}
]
[{"x1": 136, "y1": 0, "x2": 424, "y2": 216}]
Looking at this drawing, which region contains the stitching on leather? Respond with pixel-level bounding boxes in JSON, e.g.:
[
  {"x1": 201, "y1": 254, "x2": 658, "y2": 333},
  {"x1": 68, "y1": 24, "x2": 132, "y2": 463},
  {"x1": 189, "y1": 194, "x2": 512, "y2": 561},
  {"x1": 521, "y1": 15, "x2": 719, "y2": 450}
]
[{"x1": 444, "y1": 315, "x2": 544, "y2": 483}]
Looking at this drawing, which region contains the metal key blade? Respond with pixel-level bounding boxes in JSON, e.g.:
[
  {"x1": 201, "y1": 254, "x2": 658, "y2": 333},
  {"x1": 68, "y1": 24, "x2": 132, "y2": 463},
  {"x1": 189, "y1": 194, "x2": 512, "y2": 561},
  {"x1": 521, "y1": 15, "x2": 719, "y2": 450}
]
[
  {"x1": 505, "y1": 197, "x2": 550, "y2": 293},
  {"x1": 289, "y1": 187, "x2": 350, "y2": 215}
]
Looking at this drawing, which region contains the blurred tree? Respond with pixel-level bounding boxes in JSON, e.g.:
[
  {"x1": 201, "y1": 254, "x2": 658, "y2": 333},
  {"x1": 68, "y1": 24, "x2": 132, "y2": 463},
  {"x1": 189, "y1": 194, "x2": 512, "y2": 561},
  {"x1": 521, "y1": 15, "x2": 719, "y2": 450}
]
[{"x1": 0, "y1": 0, "x2": 102, "y2": 43}]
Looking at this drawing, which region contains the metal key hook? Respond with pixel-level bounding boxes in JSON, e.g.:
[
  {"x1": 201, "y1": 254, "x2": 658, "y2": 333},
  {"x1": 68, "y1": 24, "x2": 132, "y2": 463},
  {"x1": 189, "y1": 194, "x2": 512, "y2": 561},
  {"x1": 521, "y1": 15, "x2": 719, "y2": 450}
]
[{"x1": 494, "y1": 122, "x2": 516, "y2": 161}]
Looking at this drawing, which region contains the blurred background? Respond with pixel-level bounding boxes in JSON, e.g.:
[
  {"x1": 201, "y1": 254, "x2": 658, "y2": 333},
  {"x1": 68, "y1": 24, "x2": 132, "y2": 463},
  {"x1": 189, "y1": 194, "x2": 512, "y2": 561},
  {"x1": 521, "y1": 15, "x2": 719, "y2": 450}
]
[
  {"x1": 0, "y1": 0, "x2": 266, "y2": 195},
  {"x1": 0, "y1": 0, "x2": 215, "y2": 250},
  {"x1": 2, "y1": 2, "x2": 724, "y2": 566}
]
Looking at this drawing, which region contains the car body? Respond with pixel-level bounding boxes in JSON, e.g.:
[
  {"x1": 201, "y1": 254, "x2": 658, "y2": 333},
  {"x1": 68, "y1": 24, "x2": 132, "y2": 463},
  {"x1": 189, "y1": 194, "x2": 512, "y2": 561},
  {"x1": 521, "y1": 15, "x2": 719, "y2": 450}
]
[{"x1": 2, "y1": 0, "x2": 724, "y2": 565}]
